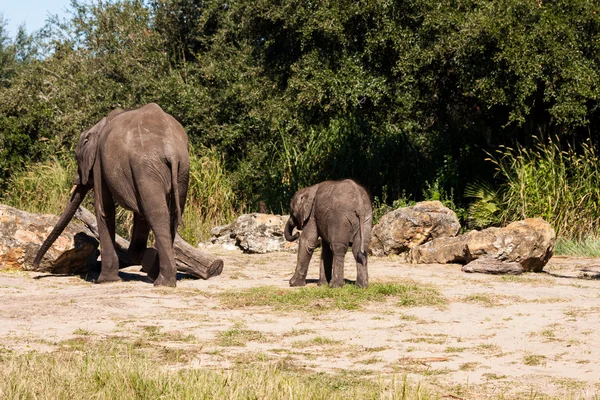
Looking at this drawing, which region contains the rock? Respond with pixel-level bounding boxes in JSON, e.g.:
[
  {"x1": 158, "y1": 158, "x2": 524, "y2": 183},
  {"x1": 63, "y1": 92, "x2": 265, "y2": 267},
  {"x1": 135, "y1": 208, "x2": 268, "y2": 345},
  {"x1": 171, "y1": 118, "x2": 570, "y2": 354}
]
[
  {"x1": 207, "y1": 213, "x2": 298, "y2": 253},
  {"x1": 461, "y1": 257, "x2": 525, "y2": 275},
  {"x1": 369, "y1": 201, "x2": 461, "y2": 256},
  {"x1": 0, "y1": 204, "x2": 95, "y2": 271},
  {"x1": 408, "y1": 218, "x2": 555, "y2": 272}
]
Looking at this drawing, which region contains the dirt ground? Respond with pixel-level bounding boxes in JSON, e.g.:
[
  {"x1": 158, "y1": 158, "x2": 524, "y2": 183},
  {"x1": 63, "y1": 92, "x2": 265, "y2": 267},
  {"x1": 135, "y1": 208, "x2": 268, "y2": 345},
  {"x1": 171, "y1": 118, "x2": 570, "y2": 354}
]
[{"x1": 1, "y1": 250, "x2": 600, "y2": 399}]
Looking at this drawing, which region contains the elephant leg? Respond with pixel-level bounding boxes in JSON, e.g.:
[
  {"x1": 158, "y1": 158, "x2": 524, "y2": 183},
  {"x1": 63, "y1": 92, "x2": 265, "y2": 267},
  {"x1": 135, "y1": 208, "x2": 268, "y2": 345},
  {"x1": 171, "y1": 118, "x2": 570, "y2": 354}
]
[
  {"x1": 352, "y1": 239, "x2": 368, "y2": 288},
  {"x1": 128, "y1": 213, "x2": 150, "y2": 265},
  {"x1": 289, "y1": 220, "x2": 318, "y2": 287},
  {"x1": 329, "y1": 242, "x2": 348, "y2": 288},
  {"x1": 96, "y1": 182, "x2": 120, "y2": 283},
  {"x1": 141, "y1": 192, "x2": 177, "y2": 287},
  {"x1": 319, "y1": 241, "x2": 333, "y2": 286}
]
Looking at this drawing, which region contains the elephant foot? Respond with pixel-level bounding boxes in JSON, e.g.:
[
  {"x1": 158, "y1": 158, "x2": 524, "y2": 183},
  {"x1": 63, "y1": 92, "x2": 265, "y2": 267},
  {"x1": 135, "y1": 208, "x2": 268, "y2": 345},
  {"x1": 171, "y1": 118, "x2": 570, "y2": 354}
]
[
  {"x1": 153, "y1": 274, "x2": 176, "y2": 288},
  {"x1": 329, "y1": 279, "x2": 344, "y2": 288},
  {"x1": 317, "y1": 279, "x2": 328, "y2": 287},
  {"x1": 96, "y1": 272, "x2": 121, "y2": 284},
  {"x1": 289, "y1": 275, "x2": 306, "y2": 287},
  {"x1": 355, "y1": 279, "x2": 368, "y2": 289}
]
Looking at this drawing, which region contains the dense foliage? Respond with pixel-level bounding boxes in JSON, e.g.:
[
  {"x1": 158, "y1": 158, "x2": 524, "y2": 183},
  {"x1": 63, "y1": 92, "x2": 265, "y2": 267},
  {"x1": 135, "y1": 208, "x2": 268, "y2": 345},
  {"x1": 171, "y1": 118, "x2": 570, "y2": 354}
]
[{"x1": 1, "y1": 0, "x2": 599, "y2": 235}]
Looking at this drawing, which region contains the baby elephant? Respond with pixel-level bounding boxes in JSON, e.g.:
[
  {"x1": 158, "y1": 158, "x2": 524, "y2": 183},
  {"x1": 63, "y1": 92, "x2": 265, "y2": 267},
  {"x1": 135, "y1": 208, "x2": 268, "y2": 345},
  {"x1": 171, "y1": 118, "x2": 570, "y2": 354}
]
[{"x1": 284, "y1": 179, "x2": 373, "y2": 288}]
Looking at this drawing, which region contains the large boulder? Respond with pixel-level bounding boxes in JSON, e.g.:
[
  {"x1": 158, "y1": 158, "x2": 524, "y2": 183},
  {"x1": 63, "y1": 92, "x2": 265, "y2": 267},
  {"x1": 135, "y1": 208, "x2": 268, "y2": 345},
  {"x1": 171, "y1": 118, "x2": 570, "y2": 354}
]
[
  {"x1": 407, "y1": 218, "x2": 555, "y2": 272},
  {"x1": 369, "y1": 201, "x2": 461, "y2": 256},
  {"x1": 207, "y1": 213, "x2": 298, "y2": 253},
  {"x1": 0, "y1": 204, "x2": 97, "y2": 272}
]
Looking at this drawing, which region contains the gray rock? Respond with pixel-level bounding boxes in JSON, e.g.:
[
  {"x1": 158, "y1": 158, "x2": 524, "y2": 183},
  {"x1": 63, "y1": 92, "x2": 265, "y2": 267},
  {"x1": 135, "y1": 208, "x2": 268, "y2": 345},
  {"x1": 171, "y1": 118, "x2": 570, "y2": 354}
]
[
  {"x1": 0, "y1": 204, "x2": 95, "y2": 271},
  {"x1": 369, "y1": 201, "x2": 461, "y2": 256},
  {"x1": 207, "y1": 213, "x2": 298, "y2": 253},
  {"x1": 461, "y1": 257, "x2": 525, "y2": 275},
  {"x1": 408, "y1": 218, "x2": 555, "y2": 272}
]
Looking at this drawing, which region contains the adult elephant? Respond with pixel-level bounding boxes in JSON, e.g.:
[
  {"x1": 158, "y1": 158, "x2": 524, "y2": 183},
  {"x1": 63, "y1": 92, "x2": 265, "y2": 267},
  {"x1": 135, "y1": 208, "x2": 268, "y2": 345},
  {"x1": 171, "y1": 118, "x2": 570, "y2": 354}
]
[
  {"x1": 284, "y1": 179, "x2": 373, "y2": 288},
  {"x1": 33, "y1": 103, "x2": 190, "y2": 287}
]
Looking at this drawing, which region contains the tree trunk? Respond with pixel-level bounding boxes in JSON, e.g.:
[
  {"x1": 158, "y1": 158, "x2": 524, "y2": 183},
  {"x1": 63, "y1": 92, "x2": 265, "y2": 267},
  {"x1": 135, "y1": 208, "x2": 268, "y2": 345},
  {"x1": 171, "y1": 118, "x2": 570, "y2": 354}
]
[{"x1": 74, "y1": 206, "x2": 223, "y2": 280}]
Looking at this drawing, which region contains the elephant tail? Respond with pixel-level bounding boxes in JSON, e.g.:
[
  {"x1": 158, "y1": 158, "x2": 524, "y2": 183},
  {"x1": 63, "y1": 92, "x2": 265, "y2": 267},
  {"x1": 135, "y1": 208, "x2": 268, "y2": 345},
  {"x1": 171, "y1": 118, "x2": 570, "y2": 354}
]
[
  {"x1": 170, "y1": 159, "x2": 183, "y2": 227},
  {"x1": 357, "y1": 210, "x2": 367, "y2": 265}
]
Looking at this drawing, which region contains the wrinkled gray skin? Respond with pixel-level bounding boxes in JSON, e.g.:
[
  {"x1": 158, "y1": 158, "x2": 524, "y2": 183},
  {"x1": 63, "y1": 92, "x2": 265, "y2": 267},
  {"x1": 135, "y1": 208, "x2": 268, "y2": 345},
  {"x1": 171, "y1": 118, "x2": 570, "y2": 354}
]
[
  {"x1": 33, "y1": 103, "x2": 190, "y2": 287},
  {"x1": 285, "y1": 179, "x2": 373, "y2": 288}
]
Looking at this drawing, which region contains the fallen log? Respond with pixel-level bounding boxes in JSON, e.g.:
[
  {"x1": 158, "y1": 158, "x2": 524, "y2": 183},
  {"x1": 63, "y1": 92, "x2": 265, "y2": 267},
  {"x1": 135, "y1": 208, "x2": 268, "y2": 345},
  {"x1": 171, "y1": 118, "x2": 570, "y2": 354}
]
[{"x1": 74, "y1": 206, "x2": 223, "y2": 280}]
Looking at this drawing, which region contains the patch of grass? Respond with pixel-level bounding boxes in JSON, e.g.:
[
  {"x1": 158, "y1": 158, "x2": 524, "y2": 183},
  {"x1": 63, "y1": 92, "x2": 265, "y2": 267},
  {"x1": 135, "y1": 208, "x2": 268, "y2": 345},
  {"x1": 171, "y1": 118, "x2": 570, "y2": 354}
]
[
  {"x1": 362, "y1": 346, "x2": 391, "y2": 353},
  {"x1": 527, "y1": 297, "x2": 568, "y2": 304},
  {"x1": 497, "y1": 275, "x2": 553, "y2": 286},
  {"x1": 231, "y1": 352, "x2": 273, "y2": 365},
  {"x1": 229, "y1": 272, "x2": 250, "y2": 280},
  {"x1": 158, "y1": 346, "x2": 192, "y2": 363},
  {"x1": 141, "y1": 325, "x2": 161, "y2": 337},
  {"x1": 552, "y1": 378, "x2": 587, "y2": 391},
  {"x1": 445, "y1": 346, "x2": 466, "y2": 353},
  {"x1": 404, "y1": 334, "x2": 447, "y2": 345},
  {"x1": 523, "y1": 354, "x2": 547, "y2": 367},
  {"x1": 461, "y1": 292, "x2": 524, "y2": 306},
  {"x1": 530, "y1": 326, "x2": 559, "y2": 342},
  {"x1": 555, "y1": 237, "x2": 600, "y2": 257},
  {"x1": 498, "y1": 275, "x2": 529, "y2": 283},
  {"x1": 216, "y1": 328, "x2": 266, "y2": 347},
  {"x1": 459, "y1": 362, "x2": 479, "y2": 371},
  {"x1": 0, "y1": 338, "x2": 438, "y2": 399},
  {"x1": 281, "y1": 328, "x2": 316, "y2": 338},
  {"x1": 398, "y1": 313, "x2": 420, "y2": 321},
  {"x1": 73, "y1": 328, "x2": 94, "y2": 336},
  {"x1": 219, "y1": 282, "x2": 446, "y2": 312},
  {"x1": 292, "y1": 336, "x2": 342, "y2": 349},
  {"x1": 59, "y1": 337, "x2": 91, "y2": 351},
  {"x1": 356, "y1": 356, "x2": 382, "y2": 365},
  {"x1": 474, "y1": 343, "x2": 502, "y2": 355},
  {"x1": 139, "y1": 326, "x2": 196, "y2": 343},
  {"x1": 422, "y1": 367, "x2": 452, "y2": 376},
  {"x1": 482, "y1": 373, "x2": 507, "y2": 380}
]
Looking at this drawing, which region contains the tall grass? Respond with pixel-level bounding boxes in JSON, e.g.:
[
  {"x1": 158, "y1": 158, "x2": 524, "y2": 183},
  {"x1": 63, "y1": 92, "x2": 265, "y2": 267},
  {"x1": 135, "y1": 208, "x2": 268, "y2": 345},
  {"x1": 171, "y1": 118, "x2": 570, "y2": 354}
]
[
  {"x1": 1, "y1": 147, "x2": 240, "y2": 244},
  {"x1": 2, "y1": 156, "x2": 80, "y2": 214},
  {"x1": 486, "y1": 136, "x2": 600, "y2": 240},
  {"x1": 0, "y1": 339, "x2": 436, "y2": 399},
  {"x1": 180, "y1": 146, "x2": 239, "y2": 243}
]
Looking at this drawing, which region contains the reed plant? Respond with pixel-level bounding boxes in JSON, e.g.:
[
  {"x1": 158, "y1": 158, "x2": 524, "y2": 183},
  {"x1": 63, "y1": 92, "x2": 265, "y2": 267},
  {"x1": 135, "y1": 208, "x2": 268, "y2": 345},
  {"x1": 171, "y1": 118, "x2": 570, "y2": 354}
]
[
  {"x1": 487, "y1": 136, "x2": 600, "y2": 240},
  {"x1": 2, "y1": 156, "x2": 79, "y2": 215},
  {"x1": 179, "y1": 146, "x2": 239, "y2": 244}
]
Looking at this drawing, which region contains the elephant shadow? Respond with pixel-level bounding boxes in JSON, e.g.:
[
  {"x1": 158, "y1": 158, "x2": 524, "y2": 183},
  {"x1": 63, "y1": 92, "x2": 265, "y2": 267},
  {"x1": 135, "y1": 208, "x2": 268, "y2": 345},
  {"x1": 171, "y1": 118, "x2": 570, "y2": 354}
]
[
  {"x1": 35, "y1": 262, "x2": 198, "y2": 284},
  {"x1": 304, "y1": 278, "x2": 361, "y2": 286}
]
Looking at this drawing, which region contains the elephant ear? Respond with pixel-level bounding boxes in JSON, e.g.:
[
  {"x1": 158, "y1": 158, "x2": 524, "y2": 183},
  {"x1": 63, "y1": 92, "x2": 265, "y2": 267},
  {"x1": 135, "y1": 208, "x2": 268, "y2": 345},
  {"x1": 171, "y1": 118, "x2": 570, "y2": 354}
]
[
  {"x1": 297, "y1": 184, "x2": 319, "y2": 228},
  {"x1": 75, "y1": 118, "x2": 106, "y2": 186}
]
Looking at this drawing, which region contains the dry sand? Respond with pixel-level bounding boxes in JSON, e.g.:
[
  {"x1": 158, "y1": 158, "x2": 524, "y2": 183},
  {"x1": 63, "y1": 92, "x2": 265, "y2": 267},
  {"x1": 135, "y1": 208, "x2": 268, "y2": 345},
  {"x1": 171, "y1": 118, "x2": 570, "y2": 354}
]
[{"x1": 1, "y1": 251, "x2": 600, "y2": 398}]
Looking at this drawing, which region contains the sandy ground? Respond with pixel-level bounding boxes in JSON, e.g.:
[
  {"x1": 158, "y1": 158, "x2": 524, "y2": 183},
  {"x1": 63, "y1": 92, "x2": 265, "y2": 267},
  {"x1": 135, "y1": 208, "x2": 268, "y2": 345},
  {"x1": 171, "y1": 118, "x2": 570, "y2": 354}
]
[{"x1": 1, "y1": 250, "x2": 600, "y2": 399}]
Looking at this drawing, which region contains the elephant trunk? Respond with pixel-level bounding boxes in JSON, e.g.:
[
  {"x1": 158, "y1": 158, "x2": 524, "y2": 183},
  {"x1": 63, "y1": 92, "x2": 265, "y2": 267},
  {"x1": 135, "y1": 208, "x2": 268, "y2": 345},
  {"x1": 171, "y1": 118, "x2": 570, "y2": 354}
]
[
  {"x1": 33, "y1": 185, "x2": 89, "y2": 268},
  {"x1": 284, "y1": 216, "x2": 299, "y2": 242}
]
